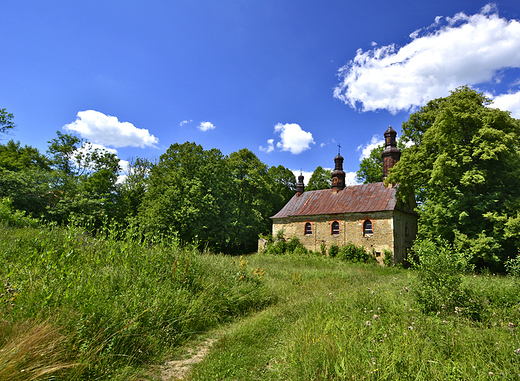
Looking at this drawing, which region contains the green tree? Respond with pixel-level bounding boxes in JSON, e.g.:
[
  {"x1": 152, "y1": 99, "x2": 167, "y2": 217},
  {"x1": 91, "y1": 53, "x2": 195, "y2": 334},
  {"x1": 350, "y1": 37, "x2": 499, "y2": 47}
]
[
  {"x1": 267, "y1": 165, "x2": 297, "y2": 212},
  {"x1": 0, "y1": 141, "x2": 52, "y2": 217},
  {"x1": 116, "y1": 157, "x2": 154, "y2": 223},
  {"x1": 227, "y1": 149, "x2": 279, "y2": 253},
  {"x1": 387, "y1": 86, "x2": 520, "y2": 269},
  {"x1": 356, "y1": 140, "x2": 407, "y2": 184},
  {"x1": 46, "y1": 132, "x2": 121, "y2": 226},
  {"x1": 306, "y1": 166, "x2": 332, "y2": 191},
  {"x1": 138, "y1": 142, "x2": 232, "y2": 252},
  {"x1": 0, "y1": 109, "x2": 15, "y2": 135}
]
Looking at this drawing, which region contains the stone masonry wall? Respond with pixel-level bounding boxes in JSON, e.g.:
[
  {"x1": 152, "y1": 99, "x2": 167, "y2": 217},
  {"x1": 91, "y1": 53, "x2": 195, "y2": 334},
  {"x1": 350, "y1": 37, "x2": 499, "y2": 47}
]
[{"x1": 272, "y1": 211, "x2": 397, "y2": 264}]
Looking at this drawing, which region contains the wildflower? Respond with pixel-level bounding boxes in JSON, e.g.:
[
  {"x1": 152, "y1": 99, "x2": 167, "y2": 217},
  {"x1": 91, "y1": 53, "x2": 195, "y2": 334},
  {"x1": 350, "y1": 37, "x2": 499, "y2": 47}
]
[
  {"x1": 403, "y1": 286, "x2": 408, "y2": 292},
  {"x1": 455, "y1": 307, "x2": 460, "y2": 314},
  {"x1": 442, "y1": 320, "x2": 448, "y2": 324},
  {"x1": 408, "y1": 326, "x2": 413, "y2": 330},
  {"x1": 515, "y1": 348, "x2": 520, "y2": 355},
  {"x1": 508, "y1": 322, "x2": 515, "y2": 330},
  {"x1": 378, "y1": 307, "x2": 381, "y2": 311},
  {"x1": 383, "y1": 334, "x2": 387, "y2": 338},
  {"x1": 489, "y1": 371, "x2": 494, "y2": 376},
  {"x1": 366, "y1": 321, "x2": 371, "y2": 326},
  {"x1": 373, "y1": 314, "x2": 379, "y2": 320},
  {"x1": 329, "y1": 293, "x2": 333, "y2": 297},
  {"x1": 371, "y1": 291, "x2": 375, "y2": 294}
]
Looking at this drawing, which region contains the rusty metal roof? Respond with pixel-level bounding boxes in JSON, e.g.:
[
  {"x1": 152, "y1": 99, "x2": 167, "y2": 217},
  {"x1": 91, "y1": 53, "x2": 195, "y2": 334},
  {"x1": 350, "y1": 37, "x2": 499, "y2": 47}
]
[{"x1": 271, "y1": 182, "x2": 397, "y2": 219}]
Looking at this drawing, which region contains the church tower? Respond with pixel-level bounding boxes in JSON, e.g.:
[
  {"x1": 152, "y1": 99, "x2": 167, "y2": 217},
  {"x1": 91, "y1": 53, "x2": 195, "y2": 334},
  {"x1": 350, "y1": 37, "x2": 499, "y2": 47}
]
[
  {"x1": 296, "y1": 172, "x2": 305, "y2": 196},
  {"x1": 381, "y1": 126, "x2": 401, "y2": 180},
  {"x1": 332, "y1": 145, "x2": 346, "y2": 193}
]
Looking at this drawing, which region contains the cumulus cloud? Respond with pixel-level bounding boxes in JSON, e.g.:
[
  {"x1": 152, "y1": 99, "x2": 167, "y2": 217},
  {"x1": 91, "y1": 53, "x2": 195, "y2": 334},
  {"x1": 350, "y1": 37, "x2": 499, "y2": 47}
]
[
  {"x1": 334, "y1": 4, "x2": 520, "y2": 114},
  {"x1": 357, "y1": 135, "x2": 384, "y2": 161},
  {"x1": 197, "y1": 121, "x2": 215, "y2": 131},
  {"x1": 64, "y1": 110, "x2": 158, "y2": 148},
  {"x1": 259, "y1": 139, "x2": 275, "y2": 153},
  {"x1": 180, "y1": 119, "x2": 192, "y2": 126},
  {"x1": 345, "y1": 172, "x2": 359, "y2": 186},
  {"x1": 274, "y1": 123, "x2": 315, "y2": 155},
  {"x1": 490, "y1": 92, "x2": 520, "y2": 118}
]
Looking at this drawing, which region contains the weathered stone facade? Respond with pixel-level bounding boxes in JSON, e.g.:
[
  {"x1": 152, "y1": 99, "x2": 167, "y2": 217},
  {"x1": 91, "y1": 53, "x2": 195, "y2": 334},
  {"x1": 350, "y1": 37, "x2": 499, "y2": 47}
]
[{"x1": 272, "y1": 208, "x2": 417, "y2": 264}]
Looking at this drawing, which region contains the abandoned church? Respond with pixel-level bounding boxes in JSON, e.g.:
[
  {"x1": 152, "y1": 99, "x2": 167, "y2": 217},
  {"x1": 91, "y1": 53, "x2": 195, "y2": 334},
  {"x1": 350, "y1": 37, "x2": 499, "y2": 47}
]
[{"x1": 269, "y1": 126, "x2": 417, "y2": 265}]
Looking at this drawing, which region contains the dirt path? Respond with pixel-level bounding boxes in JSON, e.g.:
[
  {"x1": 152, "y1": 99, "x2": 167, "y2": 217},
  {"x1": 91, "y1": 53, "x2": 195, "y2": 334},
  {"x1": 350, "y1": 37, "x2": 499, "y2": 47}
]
[{"x1": 158, "y1": 337, "x2": 218, "y2": 381}]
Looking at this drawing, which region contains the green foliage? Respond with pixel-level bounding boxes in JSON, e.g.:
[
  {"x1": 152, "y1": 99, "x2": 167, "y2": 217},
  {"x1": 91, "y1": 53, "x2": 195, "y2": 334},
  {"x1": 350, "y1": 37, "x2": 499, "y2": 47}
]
[
  {"x1": 0, "y1": 223, "x2": 273, "y2": 379},
  {"x1": 328, "y1": 244, "x2": 339, "y2": 258},
  {"x1": 306, "y1": 166, "x2": 332, "y2": 191},
  {"x1": 387, "y1": 86, "x2": 520, "y2": 268},
  {"x1": 411, "y1": 238, "x2": 483, "y2": 320},
  {"x1": 0, "y1": 108, "x2": 15, "y2": 135},
  {"x1": 0, "y1": 198, "x2": 39, "y2": 228},
  {"x1": 262, "y1": 236, "x2": 308, "y2": 255},
  {"x1": 337, "y1": 242, "x2": 372, "y2": 263},
  {"x1": 505, "y1": 255, "x2": 520, "y2": 278},
  {"x1": 356, "y1": 139, "x2": 407, "y2": 184},
  {"x1": 383, "y1": 248, "x2": 393, "y2": 266}
]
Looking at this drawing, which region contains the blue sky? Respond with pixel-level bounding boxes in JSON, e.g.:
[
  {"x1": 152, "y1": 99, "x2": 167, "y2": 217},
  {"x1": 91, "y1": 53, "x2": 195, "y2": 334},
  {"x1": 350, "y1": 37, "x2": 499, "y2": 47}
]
[{"x1": 2, "y1": 1, "x2": 520, "y2": 184}]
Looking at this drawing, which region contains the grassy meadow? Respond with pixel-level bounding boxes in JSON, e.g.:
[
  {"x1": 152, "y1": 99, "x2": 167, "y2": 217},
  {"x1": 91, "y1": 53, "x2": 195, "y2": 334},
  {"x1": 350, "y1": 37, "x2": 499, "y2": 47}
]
[{"x1": 2, "y1": 223, "x2": 520, "y2": 380}]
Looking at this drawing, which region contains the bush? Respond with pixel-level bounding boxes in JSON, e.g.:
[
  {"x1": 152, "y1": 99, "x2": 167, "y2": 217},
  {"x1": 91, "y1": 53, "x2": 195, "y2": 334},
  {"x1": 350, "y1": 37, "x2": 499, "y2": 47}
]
[
  {"x1": 337, "y1": 242, "x2": 371, "y2": 263},
  {"x1": 505, "y1": 255, "x2": 520, "y2": 277},
  {"x1": 328, "y1": 244, "x2": 339, "y2": 258},
  {"x1": 411, "y1": 238, "x2": 483, "y2": 320},
  {"x1": 0, "y1": 198, "x2": 39, "y2": 228},
  {"x1": 383, "y1": 249, "x2": 393, "y2": 266}
]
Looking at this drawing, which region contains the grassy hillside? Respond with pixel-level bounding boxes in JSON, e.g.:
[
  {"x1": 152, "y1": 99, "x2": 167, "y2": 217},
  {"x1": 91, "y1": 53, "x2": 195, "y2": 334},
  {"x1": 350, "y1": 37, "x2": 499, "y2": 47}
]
[
  {"x1": 0, "y1": 224, "x2": 273, "y2": 380},
  {"x1": 190, "y1": 254, "x2": 520, "y2": 380},
  {"x1": 2, "y1": 223, "x2": 520, "y2": 380}
]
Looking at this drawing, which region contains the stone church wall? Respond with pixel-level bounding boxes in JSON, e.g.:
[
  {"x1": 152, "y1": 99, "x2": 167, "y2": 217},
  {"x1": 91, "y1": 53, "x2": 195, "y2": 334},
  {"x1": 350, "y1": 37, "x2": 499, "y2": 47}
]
[{"x1": 272, "y1": 211, "x2": 398, "y2": 264}]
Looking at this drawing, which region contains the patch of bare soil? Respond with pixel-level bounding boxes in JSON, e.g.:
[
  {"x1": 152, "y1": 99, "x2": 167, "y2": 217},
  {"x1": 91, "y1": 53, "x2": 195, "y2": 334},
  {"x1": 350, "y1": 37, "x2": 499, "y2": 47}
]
[{"x1": 159, "y1": 337, "x2": 218, "y2": 381}]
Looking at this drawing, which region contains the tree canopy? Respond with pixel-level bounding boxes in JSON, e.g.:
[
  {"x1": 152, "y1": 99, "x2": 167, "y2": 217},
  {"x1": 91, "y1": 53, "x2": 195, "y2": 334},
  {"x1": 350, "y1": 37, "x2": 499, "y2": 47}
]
[
  {"x1": 306, "y1": 166, "x2": 332, "y2": 191},
  {"x1": 387, "y1": 86, "x2": 520, "y2": 268}
]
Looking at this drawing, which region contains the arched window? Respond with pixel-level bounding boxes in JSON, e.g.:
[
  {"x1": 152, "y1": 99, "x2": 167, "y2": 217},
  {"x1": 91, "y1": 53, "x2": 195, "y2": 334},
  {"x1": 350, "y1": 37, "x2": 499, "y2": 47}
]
[
  {"x1": 304, "y1": 222, "x2": 312, "y2": 235},
  {"x1": 331, "y1": 221, "x2": 340, "y2": 235},
  {"x1": 363, "y1": 219, "x2": 373, "y2": 236}
]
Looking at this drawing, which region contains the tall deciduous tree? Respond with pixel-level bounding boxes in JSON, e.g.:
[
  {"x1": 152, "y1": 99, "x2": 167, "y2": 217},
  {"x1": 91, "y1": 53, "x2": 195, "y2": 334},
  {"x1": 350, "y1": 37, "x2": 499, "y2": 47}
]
[
  {"x1": 267, "y1": 165, "x2": 296, "y2": 212},
  {"x1": 138, "y1": 142, "x2": 232, "y2": 252},
  {"x1": 306, "y1": 166, "x2": 332, "y2": 191},
  {"x1": 387, "y1": 86, "x2": 520, "y2": 268}
]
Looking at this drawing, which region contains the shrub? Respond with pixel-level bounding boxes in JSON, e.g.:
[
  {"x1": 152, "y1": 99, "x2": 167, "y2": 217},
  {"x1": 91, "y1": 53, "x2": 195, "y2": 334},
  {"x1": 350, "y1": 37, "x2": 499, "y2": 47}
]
[
  {"x1": 0, "y1": 198, "x2": 39, "y2": 228},
  {"x1": 328, "y1": 244, "x2": 339, "y2": 258},
  {"x1": 383, "y1": 249, "x2": 393, "y2": 266},
  {"x1": 505, "y1": 255, "x2": 520, "y2": 277},
  {"x1": 337, "y1": 242, "x2": 371, "y2": 263},
  {"x1": 411, "y1": 238, "x2": 483, "y2": 320}
]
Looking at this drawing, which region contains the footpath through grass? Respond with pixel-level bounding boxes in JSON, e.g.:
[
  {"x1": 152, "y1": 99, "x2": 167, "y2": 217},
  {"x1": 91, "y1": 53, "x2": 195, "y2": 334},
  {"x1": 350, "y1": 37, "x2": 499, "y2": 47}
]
[{"x1": 189, "y1": 254, "x2": 520, "y2": 380}]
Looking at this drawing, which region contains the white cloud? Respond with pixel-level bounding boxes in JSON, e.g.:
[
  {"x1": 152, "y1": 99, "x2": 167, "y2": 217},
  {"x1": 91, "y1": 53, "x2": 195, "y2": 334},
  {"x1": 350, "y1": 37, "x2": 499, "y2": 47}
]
[
  {"x1": 274, "y1": 123, "x2": 315, "y2": 155},
  {"x1": 357, "y1": 135, "x2": 384, "y2": 161},
  {"x1": 345, "y1": 172, "x2": 359, "y2": 186},
  {"x1": 490, "y1": 92, "x2": 520, "y2": 118},
  {"x1": 180, "y1": 119, "x2": 192, "y2": 126},
  {"x1": 64, "y1": 110, "x2": 158, "y2": 148},
  {"x1": 334, "y1": 4, "x2": 520, "y2": 114},
  {"x1": 259, "y1": 138, "x2": 275, "y2": 153},
  {"x1": 197, "y1": 121, "x2": 215, "y2": 131}
]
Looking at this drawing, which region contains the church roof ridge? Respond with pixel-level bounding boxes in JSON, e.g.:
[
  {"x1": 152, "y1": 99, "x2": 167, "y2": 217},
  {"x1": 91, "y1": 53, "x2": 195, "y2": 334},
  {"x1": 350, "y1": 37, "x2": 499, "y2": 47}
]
[{"x1": 271, "y1": 182, "x2": 397, "y2": 219}]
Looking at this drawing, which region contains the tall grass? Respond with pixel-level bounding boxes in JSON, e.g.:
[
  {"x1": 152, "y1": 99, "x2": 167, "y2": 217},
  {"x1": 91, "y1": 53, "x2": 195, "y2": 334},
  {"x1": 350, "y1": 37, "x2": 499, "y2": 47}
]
[
  {"x1": 191, "y1": 253, "x2": 520, "y2": 380},
  {"x1": 0, "y1": 223, "x2": 273, "y2": 380}
]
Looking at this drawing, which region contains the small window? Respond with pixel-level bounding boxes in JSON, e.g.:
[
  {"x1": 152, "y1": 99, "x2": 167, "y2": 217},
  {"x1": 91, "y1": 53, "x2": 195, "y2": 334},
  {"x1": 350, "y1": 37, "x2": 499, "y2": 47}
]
[
  {"x1": 363, "y1": 219, "x2": 373, "y2": 236},
  {"x1": 304, "y1": 222, "x2": 312, "y2": 235},
  {"x1": 331, "y1": 221, "x2": 340, "y2": 235}
]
